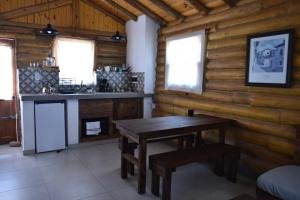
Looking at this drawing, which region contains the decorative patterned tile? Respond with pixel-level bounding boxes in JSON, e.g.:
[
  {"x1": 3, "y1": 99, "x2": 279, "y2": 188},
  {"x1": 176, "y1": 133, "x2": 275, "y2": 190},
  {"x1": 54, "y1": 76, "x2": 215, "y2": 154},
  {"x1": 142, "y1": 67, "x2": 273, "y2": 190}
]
[
  {"x1": 18, "y1": 68, "x2": 145, "y2": 94},
  {"x1": 96, "y1": 71, "x2": 144, "y2": 92},
  {"x1": 18, "y1": 67, "x2": 59, "y2": 94}
]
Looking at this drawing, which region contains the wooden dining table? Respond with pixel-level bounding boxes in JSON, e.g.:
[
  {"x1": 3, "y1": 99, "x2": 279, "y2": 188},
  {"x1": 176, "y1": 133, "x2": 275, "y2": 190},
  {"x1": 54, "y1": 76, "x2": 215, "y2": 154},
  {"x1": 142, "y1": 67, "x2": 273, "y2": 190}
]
[{"x1": 114, "y1": 115, "x2": 234, "y2": 194}]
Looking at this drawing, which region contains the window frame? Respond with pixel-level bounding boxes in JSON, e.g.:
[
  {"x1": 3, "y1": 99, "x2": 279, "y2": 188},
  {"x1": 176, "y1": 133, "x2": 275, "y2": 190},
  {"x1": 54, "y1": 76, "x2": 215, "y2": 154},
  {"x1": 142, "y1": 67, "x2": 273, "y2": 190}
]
[
  {"x1": 164, "y1": 30, "x2": 206, "y2": 94},
  {"x1": 53, "y1": 36, "x2": 96, "y2": 84}
]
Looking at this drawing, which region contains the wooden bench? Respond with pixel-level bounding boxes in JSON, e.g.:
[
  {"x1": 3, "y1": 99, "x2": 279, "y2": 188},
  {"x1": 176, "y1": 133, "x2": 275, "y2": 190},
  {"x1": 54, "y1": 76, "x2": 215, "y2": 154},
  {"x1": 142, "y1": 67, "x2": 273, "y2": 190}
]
[
  {"x1": 118, "y1": 133, "x2": 195, "y2": 176},
  {"x1": 149, "y1": 143, "x2": 240, "y2": 200}
]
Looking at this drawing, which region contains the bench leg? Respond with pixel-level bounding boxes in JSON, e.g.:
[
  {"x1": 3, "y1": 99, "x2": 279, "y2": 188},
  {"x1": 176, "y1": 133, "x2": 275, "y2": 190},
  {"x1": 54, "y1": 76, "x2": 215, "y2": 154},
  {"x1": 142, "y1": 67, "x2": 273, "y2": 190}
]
[
  {"x1": 226, "y1": 155, "x2": 239, "y2": 182},
  {"x1": 151, "y1": 171, "x2": 160, "y2": 196},
  {"x1": 128, "y1": 147, "x2": 135, "y2": 176},
  {"x1": 162, "y1": 172, "x2": 172, "y2": 200},
  {"x1": 214, "y1": 155, "x2": 224, "y2": 176}
]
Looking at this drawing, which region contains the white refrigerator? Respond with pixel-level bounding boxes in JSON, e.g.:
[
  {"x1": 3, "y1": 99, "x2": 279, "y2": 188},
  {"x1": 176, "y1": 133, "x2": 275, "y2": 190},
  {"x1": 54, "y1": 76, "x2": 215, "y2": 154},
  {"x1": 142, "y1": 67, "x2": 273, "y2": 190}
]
[{"x1": 35, "y1": 101, "x2": 66, "y2": 153}]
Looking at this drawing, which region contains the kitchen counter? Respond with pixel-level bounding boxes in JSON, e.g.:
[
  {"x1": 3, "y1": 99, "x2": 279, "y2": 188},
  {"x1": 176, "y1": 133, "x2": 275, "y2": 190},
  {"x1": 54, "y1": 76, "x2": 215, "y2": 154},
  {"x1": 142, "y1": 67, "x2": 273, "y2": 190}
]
[
  {"x1": 19, "y1": 92, "x2": 153, "y2": 155},
  {"x1": 19, "y1": 92, "x2": 152, "y2": 101}
]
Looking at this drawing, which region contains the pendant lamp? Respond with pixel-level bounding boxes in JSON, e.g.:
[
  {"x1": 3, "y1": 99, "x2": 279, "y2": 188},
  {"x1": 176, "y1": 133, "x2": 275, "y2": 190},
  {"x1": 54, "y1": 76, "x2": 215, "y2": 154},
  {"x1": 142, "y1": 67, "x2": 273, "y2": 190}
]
[{"x1": 39, "y1": 0, "x2": 59, "y2": 37}]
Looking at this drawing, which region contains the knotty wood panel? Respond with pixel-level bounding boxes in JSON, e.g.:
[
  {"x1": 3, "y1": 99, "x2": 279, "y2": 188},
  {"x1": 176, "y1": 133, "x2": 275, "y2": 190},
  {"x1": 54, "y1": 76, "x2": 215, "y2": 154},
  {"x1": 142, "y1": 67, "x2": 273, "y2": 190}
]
[
  {"x1": 154, "y1": 0, "x2": 300, "y2": 174},
  {"x1": 0, "y1": 0, "x2": 125, "y2": 33}
]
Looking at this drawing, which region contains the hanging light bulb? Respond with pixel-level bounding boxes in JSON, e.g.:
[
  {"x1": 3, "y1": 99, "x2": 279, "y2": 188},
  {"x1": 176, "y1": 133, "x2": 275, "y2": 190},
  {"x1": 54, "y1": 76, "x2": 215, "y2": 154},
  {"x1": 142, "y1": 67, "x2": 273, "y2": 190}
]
[
  {"x1": 112, "y1": 30, "x2": 122, "y2": 41},
  {"x1": 39, "y1": 23, "x2": 59, "y2": 37},
  {"x1": 111, "y1": 0, "x2": 124, "y2": 41},
  {"x1": 39, "y1": 0, "x2": 59, "y2": 37}
]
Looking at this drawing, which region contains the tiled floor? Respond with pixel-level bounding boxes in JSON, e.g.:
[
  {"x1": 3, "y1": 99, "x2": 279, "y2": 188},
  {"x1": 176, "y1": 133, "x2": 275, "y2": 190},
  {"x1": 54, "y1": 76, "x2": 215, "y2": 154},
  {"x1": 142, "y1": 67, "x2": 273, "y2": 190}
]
[{"x1": 0, "y1": 139, "x2": 256, "y2": 200}]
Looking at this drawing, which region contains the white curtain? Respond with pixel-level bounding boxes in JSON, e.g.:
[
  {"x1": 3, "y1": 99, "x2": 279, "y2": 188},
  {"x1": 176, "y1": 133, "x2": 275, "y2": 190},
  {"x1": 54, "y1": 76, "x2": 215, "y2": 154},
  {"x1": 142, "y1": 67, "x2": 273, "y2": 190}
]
[
  {"x1": 54, "y1": 37, "x2": 95, "y2": 84},
  {"x1": 0, "y1": 43, "x2": 13, "y2": 100},
  {"x1": 165, "y1": 31, "x2": 206, "y2": 94}
]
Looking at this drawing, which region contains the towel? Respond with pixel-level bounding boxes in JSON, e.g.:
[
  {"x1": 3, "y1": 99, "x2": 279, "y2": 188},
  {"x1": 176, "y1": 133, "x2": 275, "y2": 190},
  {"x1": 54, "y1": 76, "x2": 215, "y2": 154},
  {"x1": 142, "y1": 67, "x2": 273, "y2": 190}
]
[{"x1": 86, "y1": 121, "x2": 101, "y2": 135}]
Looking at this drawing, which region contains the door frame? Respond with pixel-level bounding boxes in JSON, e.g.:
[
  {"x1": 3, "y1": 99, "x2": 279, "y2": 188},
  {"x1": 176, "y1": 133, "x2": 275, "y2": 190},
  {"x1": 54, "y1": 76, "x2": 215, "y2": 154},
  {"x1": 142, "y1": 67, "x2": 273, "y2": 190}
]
[{"x1": 0, "y1": 38, "x2": 17, "y2": 144}]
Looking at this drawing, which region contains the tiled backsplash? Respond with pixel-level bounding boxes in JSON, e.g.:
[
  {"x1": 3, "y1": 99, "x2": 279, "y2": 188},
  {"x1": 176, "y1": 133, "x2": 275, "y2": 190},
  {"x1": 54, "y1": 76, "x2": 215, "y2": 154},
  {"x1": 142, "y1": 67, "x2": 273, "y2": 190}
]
[
  {"x1": 18, "y1": 67, "x2": 145, "y2": 94},
  {"x1": 97, "y1": 71, "x2": 144, "y2": 92},
  {"x1": 18, "y1": 67, "x2": 59, "y2": 94}
]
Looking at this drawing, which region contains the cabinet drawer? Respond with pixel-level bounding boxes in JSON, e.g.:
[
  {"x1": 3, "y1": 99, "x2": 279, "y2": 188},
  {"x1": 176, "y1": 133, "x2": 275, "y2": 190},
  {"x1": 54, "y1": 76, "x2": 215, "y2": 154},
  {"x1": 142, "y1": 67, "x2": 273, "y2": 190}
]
[
  {"x1": 114, "y1": 98, "x2": 143, "y2": 120},
  {"x1": 79, "y1": 100, "x2": 113, "y2": 118}
]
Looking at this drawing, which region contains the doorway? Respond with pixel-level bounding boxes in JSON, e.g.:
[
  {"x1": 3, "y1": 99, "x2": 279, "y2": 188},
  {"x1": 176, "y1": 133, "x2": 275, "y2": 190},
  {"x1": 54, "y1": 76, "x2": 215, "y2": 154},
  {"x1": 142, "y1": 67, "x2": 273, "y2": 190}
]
[{"x1": 0, "y1": 39, "x2": 17, "y2": 144}]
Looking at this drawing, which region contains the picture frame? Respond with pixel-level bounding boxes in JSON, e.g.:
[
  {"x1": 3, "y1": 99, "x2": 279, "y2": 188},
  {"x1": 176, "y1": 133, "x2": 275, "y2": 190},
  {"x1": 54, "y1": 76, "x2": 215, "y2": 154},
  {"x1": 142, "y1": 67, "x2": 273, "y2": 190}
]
[{"x1": 245, "y1": 29, "x2": 294, "y2": 87}]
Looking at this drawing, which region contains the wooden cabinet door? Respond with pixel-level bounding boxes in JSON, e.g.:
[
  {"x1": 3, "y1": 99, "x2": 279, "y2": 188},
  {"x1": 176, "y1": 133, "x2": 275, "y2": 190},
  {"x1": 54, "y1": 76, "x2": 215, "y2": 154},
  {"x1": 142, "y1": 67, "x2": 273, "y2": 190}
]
[
  {"x1": 0, "y1": 100, "x2": 16, "y2": 144},
  {"x1": 114, "y1": 98, "x2": 143, "y2": 120}
]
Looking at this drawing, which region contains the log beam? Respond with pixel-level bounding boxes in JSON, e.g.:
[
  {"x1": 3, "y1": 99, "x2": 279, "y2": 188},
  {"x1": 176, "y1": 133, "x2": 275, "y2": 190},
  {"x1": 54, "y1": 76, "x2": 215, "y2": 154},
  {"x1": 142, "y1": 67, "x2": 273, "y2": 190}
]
[
  {"x1": 149, "y1": 0, "x2": 183, "y2": 20},
  {"x1": 106, "y1": 0, "x2": 137, "y2": 21},
  {"x1": 0, "y1": 0, "x2": 72, "y2": 20},
  {"x1": 185, "y1": 0, "x2": 209, "y2": 14},
  {"x1": 222, "y1": 0, "x2": 239, "y2": 7},
  {"x1": 0, "y1": 19, "x2": 126, "y2": 40},
  {"x1": 124, "y1": 0, "x2": 166, "y2": 26},
  {"x1": 81, "y1": 0, "x2": 125, "y2": 24}
]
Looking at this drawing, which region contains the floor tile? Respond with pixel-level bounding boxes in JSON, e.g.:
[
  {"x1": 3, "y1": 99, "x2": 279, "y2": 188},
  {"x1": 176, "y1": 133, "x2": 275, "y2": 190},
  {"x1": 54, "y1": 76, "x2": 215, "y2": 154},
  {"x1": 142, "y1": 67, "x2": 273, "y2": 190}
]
[
  {"x1": 0, "y1": 140, "x2": 256, "y2": 200},
  {"x1": 0, "y1": 167, "x2": 43, "y2": 193},
  {"x1": 0, "y1": 185, "x2": 50, "y2": 200},
  {"x1": 46, "y1": 175, "x2": 106, "y2": 200},
  {"x1": 78, "y1": 193, "x2": 115, "y2": 200}
]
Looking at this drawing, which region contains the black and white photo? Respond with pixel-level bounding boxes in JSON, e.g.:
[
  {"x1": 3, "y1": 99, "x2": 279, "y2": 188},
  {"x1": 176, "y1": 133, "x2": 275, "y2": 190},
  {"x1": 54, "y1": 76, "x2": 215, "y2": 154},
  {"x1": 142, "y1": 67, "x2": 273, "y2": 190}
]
[{"x1": 245, "y1": 29, "x2": 294, "y2": 87}]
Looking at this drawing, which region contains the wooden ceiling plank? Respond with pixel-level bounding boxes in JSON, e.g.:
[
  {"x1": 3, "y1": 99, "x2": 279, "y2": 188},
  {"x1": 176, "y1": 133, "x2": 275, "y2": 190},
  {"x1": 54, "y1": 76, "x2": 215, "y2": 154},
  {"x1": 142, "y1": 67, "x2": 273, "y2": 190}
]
[
  {"x1": 106, "y1": 0, "x2": 137, "y2": 21},
  {"x1": 72, "y1": 0, "x2": 80, "y2": 28},
  {"x1": 124, "y1": 0, "x2": 166, "y2": 26},
  {"x1": 222, "y1": 0, "x2": 239, "y2": 7},
  {"x1": 185, "y1": 0, "x2": 209, "y2": 14},
  {"x1": 0, "y1": 0, "x2": 72, "y2": 20},
  {"x1": 80, "y1": 0, "x2": 125, "y2": 24},
  {"x1": 149, "y1": 0, "x2": 183, "y2": 20}
]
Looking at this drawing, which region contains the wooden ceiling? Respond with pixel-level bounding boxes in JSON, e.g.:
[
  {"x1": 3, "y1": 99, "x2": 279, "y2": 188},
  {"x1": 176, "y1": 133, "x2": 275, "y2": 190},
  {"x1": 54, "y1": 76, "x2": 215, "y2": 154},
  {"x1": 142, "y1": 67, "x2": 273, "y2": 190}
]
[
  {"x1": 0, "y1": 0, "x2": 240, "y2": 35},
  {"x1": 91, "y1": 0, "x2": 240, "y2": 25}
]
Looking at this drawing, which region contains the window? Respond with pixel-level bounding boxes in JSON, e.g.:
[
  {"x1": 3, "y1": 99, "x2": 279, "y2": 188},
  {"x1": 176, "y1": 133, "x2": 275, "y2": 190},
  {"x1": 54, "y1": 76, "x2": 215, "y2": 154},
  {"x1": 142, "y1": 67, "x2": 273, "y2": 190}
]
[
  {"x1": 0, "y1": 42, "x2": 13, "y2": 100},
  {"x1": 165, "y1": 31, "x2": 206, "y2": 94},
  {"x1": 54, "y1": 37, "x2": 95, "y2": 84}
]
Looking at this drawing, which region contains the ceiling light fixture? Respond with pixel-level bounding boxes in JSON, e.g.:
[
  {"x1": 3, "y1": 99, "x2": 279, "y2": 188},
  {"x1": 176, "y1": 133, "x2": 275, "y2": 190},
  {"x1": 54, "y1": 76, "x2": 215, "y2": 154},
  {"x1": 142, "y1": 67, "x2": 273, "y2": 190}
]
[
  {"x1": 39, "y1": 0, "x2": 59, "y2": 37},
  {"x1": 112, "y1": 0, "x2": 124, "y2": 41}
]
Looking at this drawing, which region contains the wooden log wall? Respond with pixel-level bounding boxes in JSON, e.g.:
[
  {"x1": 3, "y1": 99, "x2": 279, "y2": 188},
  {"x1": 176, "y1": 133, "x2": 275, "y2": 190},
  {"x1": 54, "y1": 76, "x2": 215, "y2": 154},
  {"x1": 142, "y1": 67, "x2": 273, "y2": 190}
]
[
  {"x1": 154, "y1": 0, "x2": 300, "y2": 174},
  {"x1": 2, "y1": 32, "x2": 127, "y2": 68}
]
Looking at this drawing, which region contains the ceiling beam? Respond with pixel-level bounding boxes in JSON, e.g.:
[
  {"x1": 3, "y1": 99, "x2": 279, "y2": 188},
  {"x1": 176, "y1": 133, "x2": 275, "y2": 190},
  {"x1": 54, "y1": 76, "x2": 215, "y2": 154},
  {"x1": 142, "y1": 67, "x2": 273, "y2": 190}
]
[
  {"x1": 0, "y1": 19, "x2": 126, "y2": 41},
  {"x1": 124, "y1": 0, "x2": 166, "y2": 26},
  {"x1": 0, "y1": 0, "x2": 72, "y2": 20},
  {"x1": 106, "y1": 0, "x2": 137, "y2": 21},
  {"x1": 185, "y1": 0, "x2": 209, "y2": 14},
  {"x1": 149, "y1": 0, "x2": 183, "y2": 21},
  {"x1": 81, "y1": 0, "x2": 125, "y2": 24},
  {"x1": 222, "y1": 0, "x2": 239, "y2": 7}
]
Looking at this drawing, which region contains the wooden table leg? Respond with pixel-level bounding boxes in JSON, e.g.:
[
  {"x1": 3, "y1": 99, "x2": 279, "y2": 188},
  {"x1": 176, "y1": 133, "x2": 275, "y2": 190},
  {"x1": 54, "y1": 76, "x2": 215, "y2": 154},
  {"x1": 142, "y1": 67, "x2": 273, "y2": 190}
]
[
  {"x1": 216, "y1": 128, "x2": 226, "y2": 176},
  {"x1": 120, "y1": 136, "x2": 129, "y2": 179},
  {"x1": 195, "y1": 131, "x2": 203, "y2": 148},
  {"x1": 138, "y1": 140, "x2": 147, "y2": 194},
  {"x1": 219, "y1": 128, "x2": 225, "y2": 144}
]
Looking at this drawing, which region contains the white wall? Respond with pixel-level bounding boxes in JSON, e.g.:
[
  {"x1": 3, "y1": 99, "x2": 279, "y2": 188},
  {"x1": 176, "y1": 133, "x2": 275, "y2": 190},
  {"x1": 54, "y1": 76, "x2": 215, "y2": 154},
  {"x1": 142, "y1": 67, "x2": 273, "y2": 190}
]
[{"x1": 126, "y1": 15, "x2": 159, "y2": 118}]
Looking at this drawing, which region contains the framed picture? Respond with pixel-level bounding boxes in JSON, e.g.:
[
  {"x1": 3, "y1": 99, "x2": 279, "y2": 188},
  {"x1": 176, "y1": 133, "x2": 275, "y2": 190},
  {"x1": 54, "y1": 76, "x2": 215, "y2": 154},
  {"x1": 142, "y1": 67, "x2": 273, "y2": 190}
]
[{"x1": 245, "y1": 29, "x2": 294, "y2": 87}]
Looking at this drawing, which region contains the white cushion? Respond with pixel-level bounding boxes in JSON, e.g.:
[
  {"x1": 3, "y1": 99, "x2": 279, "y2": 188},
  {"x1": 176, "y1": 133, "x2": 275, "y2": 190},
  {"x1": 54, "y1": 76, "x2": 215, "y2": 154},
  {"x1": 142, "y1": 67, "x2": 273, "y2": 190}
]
[{"x1": 257, "y1": 165, "x2": 300, "y2": 200}]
